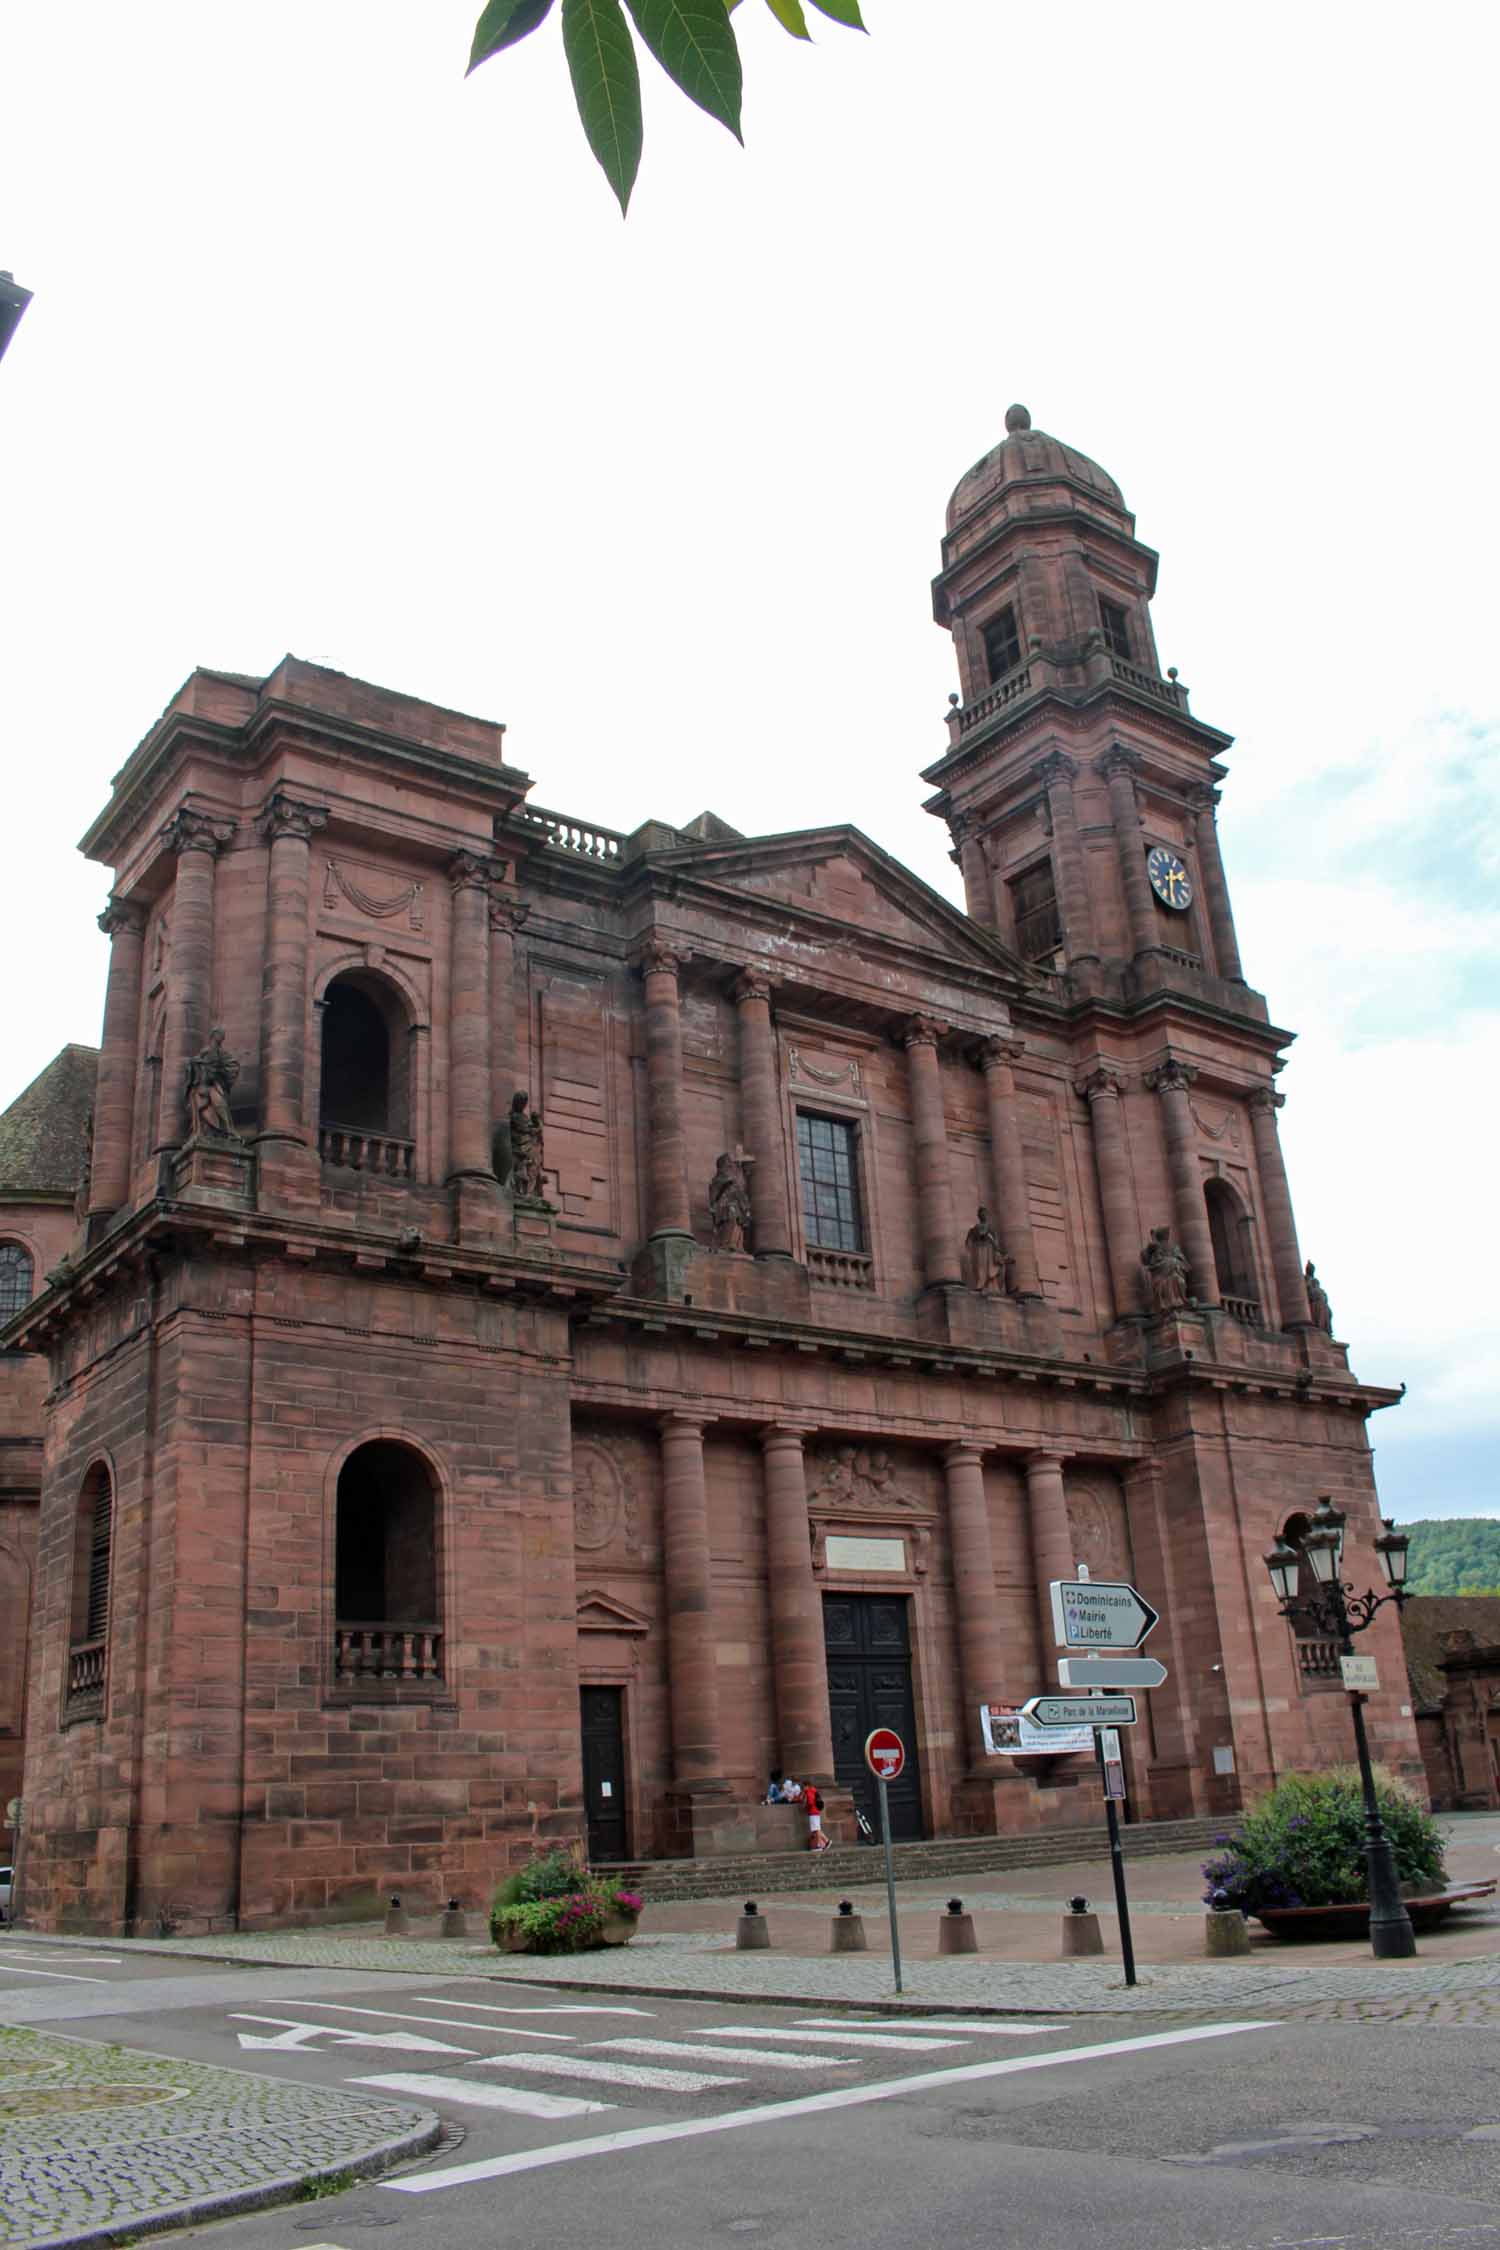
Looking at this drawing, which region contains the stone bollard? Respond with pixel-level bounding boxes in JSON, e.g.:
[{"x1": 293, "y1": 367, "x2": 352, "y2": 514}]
[
  {"x1": 830, "y1": 1899, "x2": 867, "y2": 1953},
  {"x1": 1204, "y1": 1906, "x2": 1251, "y2": 1957},
  {"x1": 440, "y1": 1896, "x2": 468, "y2": 1939},
  {"x1": 736, "y1": 1899, "x2": 771, "y2": 1950},
  {"x1": 1061, "y1": 1894, "x2": 1103, "y2": 1958},
  {"x1": 938, "y1": 1896, "x2": 978, "y2": 1955},
  {"x1": 384, "y1": 1894, "x2": 410, "y2": 1938}
]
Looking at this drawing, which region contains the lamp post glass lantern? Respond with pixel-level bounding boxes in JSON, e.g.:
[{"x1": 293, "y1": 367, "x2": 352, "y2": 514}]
[{"x1": 1262, "y1": 1504, "x2": 1416, "y2": 1959}]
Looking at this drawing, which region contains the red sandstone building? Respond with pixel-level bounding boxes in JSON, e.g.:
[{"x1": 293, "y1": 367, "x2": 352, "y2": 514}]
[{"x1": 1, "y1": 409, "x2": 1423, "y2": 1932}]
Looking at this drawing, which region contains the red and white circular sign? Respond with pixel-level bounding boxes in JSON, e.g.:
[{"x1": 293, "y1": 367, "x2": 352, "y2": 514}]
[{"x1": 864, "y1": 1727, "x2": 906, "y2": 1782}]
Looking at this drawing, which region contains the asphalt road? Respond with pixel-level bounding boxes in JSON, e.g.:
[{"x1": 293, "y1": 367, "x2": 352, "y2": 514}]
[{"x1": 4, "y1": 1939, "x2": 1500, "y2": 2250}]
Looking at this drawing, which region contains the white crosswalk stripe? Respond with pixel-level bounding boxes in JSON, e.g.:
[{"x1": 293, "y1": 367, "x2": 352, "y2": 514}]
[
  {"x1": 693, "y1": 2025, "x2": 964, "y2": 2053},
  {"x1": 474, "y1": 2051, "x2": 742, "y2": 2094},
  {"x1": 794, "y1": 2017, "x2": 1067, "y2": 2036},
  {"x1": 593, "y1": 2038, "x2": 852, "y2": 2071},
  {"x1": 352, "y1": 2071, "x2": 610, "y2": 2120}
]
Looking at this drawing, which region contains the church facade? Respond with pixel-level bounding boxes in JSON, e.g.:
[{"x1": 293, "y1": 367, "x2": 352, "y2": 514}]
[{"x1": 2, "y1": 409, "x2": 1421, "y2": 1933}]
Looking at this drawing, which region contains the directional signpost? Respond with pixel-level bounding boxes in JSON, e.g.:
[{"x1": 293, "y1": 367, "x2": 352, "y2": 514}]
[
  {"x1": 864, "y1": 1728, "x2": 906, "y2": 1993},
  {"x1": 1050, "y1": 1579, "x2": 1160, "y2": 1651},
  {"x1": 1023, "y1": 1693, "x2": 1138, "y2": 1729}
]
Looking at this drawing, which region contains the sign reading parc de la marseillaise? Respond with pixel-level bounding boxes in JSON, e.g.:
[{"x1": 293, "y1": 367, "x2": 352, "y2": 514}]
[
  {"x1": 1049, "y1": 1578, "x2": 1160, "y2": 1652},
  {"x1": 1022, "y1": 1693, "x2": 1139, "y2": 1730}
]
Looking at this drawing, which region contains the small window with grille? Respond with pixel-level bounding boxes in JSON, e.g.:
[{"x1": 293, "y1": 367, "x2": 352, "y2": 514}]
[
  {"x1": 1099, "y1": 597, "x2": 1132, "y2": 661},
  {"x1": 1009, "y1": 859, "x2": 1063, "y2": 963},
  {"x1": 981, "y1": 605, "x2": 1022, "y2": 683},
  {"x1": 795, "y1": 1112, "x2": 865, "y2": 1253}
]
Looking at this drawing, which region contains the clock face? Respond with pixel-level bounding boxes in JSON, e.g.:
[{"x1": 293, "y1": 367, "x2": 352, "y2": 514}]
[{"x1": 1146, "y1": 845, "x2": 1194, "y2": 911}]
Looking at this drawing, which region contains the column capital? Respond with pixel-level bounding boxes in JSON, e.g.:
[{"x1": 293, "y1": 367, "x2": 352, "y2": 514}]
[
  {"x1": 1248, "y1": 1086, "x2": 1285, "y2": 1115},
  {"x1": 730, "y1": 967, "x2": 772, "y2": 1008},
  {"x1": 1025, "y1": 1447, "x2": 1072, "y2": 1471},
  {"x1": 760, "y1": 1422, "x2": 810, "y2": 1451},
  {"x1": 256, "y1": 793, "x2": 328, "y2": 846},
  {"x1": 943, "y1": 1440, "x2": 987, "y2": 1469},
  {"x1": 638, "y1": 936, "x2": 689, "y2": 982},
  {"x1": 98, "y1": 897, "x2": 146, "y2": 939},
  {"x1": 660, "y1": 1409, "x2": 708, "y2": 1436},
  {"x1": 1144, "y1": 1058, "x2": 1197, "y2": 1097},
  {"x1": 448, "y1": 849, "x2": 496, "y2": 894},
  {"x1": 1076, "y1": 1064, "x2": 1127, "y2": 1102},
  {"x1": 1098, "y1": 744, "x2": 1145, "y2": 785},
  {"x1": 900, "y1": 1013, "x2": 950, "y2": 1052},
  {"x1": 1186, "y1": 782, "x2": 1223, "y2": 815},
  {"x1": 1035, "y1": 750, "x2": 1078, "y2": 788},
  {"x1": 160, "y1": 804, "x2": 235, "y2": 858},
  {"x1": 488, "y1": 890, "x2": 530, "y2": 933},
  {"x1": 975, "y1": 1033, "x2": 1024, "y2": 1073}
]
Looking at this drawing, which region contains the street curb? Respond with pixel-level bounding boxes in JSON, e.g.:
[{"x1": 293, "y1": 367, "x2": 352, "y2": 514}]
[{"x1": 472, "y1": 1971, "x2": 1309, "y2": 2017}]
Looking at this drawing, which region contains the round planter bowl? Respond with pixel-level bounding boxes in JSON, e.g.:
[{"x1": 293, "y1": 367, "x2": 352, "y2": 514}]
[
  {"x1": 1255, "y1": 1892, "x2": 1460, "y2": 1940},
  {"x1": 601, "y1": 1912, "x2": 640, "y2": 1946}
]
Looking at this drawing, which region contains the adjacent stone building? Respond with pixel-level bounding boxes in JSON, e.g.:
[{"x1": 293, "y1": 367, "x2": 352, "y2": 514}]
[
  {"x1": 1402, "y1": 1596, "x2": 1500, "y2": 1810},
  {"x1": 2, "y1": 408, "x2": 1422, "y2": 1933}
]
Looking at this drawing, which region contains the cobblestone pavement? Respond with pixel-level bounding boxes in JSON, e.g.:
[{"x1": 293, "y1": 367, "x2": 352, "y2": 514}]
[{"x1": 0, "y1": 2024, "x2": 439, "y2": 2250}]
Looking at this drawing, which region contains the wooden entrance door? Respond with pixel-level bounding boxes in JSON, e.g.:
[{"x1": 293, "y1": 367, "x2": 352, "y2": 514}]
[
  {"x1": 580, "y1": 1687, "x2": 629, "y2": 1863},
  {"x1": 823, "y1": 1593, "x2": 923, "y2": 1840}
]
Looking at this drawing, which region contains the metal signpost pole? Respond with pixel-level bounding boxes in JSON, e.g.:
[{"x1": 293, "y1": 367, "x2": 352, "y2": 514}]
[
  {"x1": 1094, "y1": 1708, "x2": 1136, "y2": 1987},
  {"x1": 878, "y1": 1775, "x2": 903, "y2": 1994}
]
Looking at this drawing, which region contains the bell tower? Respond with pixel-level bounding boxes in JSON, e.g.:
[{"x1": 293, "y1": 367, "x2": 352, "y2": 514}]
[{"x1": 924, "y1": 404, "x2": 1245, "y2": 994}]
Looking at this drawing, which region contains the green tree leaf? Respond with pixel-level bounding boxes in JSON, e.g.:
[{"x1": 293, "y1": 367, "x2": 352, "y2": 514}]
[
  {"x1": 763, "y1": 0, "x2": 811, "y2": 35},
  {"x1": 806, "y1": 0, "x2": 865, "y2": 26},
  {"x1": 624, "y1": 0, "x2": 744, "y2": 139},
  {"x1": 561, "y1": 0, "x2": 644, "y2": 213},
  {"x1": 468, "y1": 0, "x2": 557, "y2": 74}
]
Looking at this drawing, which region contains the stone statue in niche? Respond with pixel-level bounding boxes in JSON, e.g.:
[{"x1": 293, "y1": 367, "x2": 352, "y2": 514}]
[
  {"x1": 707, "y1": 1148, "x2": 754, "y2": 1251},
  {"x1": 1304, "y1": 1260, "x2": 1334, "y2": 1334},
  {"x1": 1141, "y1": 1225, "x2": 1190, "y2": 1313},
  {"x1": 501, "y1": 1090, "x2": 546, "y2": 1199},
  {"x1": 185, "y1": 1029, "x2": 241, "y2": 1140},
  {"x1": 962, "y1": 1206, "x2": 1007, "y2": 1293}
]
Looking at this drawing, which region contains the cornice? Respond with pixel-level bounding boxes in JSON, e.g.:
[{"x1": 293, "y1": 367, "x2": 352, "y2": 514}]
[{"x1": 920, "y1": 683, "x2": 1233, "y2": 797}]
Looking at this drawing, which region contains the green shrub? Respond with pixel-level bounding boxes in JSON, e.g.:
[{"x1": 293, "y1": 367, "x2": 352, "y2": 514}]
[
  {"x1": 490, "y1": 1885, "x2": 611, "y2": 1954},
  {"x1": 489, "y1": 1845, "x2": 588, "y2": 1918},
  {"x1": 1202, "y1": 1766, "x2": 1445, "y2": 1914}
]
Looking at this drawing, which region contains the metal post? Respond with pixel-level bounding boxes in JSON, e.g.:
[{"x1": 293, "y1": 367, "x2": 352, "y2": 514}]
[
  {"x1": 1346, "y1": 1678, "x2": 1417, "y2": 1960},
  {"x1": 1095, "y1": 1726, "x2": 1137, "y2": 1987},
  {"x1": 878, "y1": 1775, "x2": 903, "y2": 1994}
]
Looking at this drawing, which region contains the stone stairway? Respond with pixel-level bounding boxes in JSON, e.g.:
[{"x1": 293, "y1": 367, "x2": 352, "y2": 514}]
[{"x1": 605, "y1": 1815, "x2": 1230, "y2": 1902}]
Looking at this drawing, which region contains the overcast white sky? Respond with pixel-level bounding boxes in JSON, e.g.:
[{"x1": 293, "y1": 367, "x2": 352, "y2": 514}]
[{"x1": 3, "y1": 2, "x2": 1496, "y2": 1523}]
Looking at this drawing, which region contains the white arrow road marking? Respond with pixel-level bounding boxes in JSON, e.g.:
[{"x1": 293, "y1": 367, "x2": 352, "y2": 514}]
[
  {"x1": 794, "y1": 2017, "x2": 1067, "y2": 2035},
  {"x1": 230, "y1": 2015, "x2": 472, "y2": 2055},
  {"x1": 386, "y1": 2022, "x2": 1276, "y2": 2193},
  {"x1": 595, "y1": 2039, "x2": 851, "y2": 2071},
  {"x1": 475, "y1": 2052, "x2": 742, "y2": 2094},
  {"x1": 293, "y1": 2003, "x2": 575, "y2": 2042},
  {"x1": 352, "y1": 2073, "x2": 610, "y2": 2120},
  {"x1": 694, "y1": 2026, "x2": 963, "y2": 2053},
  {"x1": 413, "y1": 1999, "x2": 654, "y2": 2017}
]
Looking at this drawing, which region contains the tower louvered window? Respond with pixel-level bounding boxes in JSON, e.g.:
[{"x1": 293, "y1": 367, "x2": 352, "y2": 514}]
[
  {"x1": 981, "y1": 605, "x2": 1022, "y2": 682},
  {"x1": 84, "y1": 1482, "x2": 113, "y2": 1644},
  {"x1": 1009, "y1": 859, "x2": 1063, "y2": 963}
]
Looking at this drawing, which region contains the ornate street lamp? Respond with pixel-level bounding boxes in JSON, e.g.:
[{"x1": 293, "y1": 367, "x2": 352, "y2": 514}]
[{"x1": 1262, "y1": 1501, "x2": 1416, "y2": 1960}]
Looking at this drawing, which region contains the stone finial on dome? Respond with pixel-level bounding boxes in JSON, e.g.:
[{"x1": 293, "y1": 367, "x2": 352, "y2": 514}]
[{"x1": 1004, "y1": 403, "x2": 1032, "y2": 433}]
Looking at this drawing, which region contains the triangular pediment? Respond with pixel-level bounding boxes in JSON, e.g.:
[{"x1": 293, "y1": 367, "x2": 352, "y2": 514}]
[
  {"x1": 642, "y1": 825, "x2": 1035, "y2": 987},
  {"x1": 576, "y1": 1589, "x2": 652, "y2": 1635}
]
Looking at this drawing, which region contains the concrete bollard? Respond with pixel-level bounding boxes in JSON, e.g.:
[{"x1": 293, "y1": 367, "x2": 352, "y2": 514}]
[
  {"x1": 384, "y1": 1895, "x2": 410, "y2": 1937},
  {"x1": 1204, "y1": 1906, "x2": 1251, "y2": 1957},
  {"x1": 830, "y1": 1900, "x2": 867, "y2": 1953},
  {"x1": 440, "y1": 1897, "x2": 468, "y2": 1939},
  {"x1": 736, "y1": 1899, "x2": 771, "y2": 1950},
  {"x1": 939, "y1": 1896, "x2": 978, "y2": 1955},
  {"x1": 1061, "y1": 1894, "x2": 1103, "y2": 1958}
]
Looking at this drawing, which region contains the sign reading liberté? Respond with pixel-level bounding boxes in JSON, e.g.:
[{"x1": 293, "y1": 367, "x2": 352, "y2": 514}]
[
  {"x1": 1050, "y1": 1579, "x2": 1160, "y2": 1651},
  {"x1": 1023, "y1": 1693, "x2": 1139, "y2": 1729}
]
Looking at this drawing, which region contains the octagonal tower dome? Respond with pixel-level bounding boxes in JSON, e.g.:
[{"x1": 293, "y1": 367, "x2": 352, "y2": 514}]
[{"x1": 945, "y1": 403, "x2": 1126, "y2": 534}]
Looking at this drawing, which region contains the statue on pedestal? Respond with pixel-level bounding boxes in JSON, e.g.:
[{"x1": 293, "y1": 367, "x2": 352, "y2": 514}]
[
  {"x1": 501, "y1": 1090, "x2": 546, "y2": 1199},
  {"x1": 1141, "y1": 1224, "x2": 1190, "y2": 1313},
  {"x1": 185, "y1": 1029, "x2": 241, "y2": 1140},
  {"x1": 962, "y1": 1206, "x2": 1006, "y2": 1293},
  {"x1": 708, "y1": 1148, "x2": 754, "y2": 1251},
  {"x1": 1304, "y1": 1260, "x2": 1334, "y2": 1334}
]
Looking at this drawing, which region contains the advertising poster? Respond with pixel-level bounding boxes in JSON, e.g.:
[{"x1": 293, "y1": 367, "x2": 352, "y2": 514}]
[{"x1": 981, "y1": 1701, "x2": 1096, "y2": 1757}]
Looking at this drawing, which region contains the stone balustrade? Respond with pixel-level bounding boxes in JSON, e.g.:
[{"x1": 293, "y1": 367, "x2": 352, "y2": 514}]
[
  {"x1": 806, "y1": 1247, "x2": 876, "y2": 1290},
  {"x1": 956, "y1": 664, "x2": 1034, "y2": 734},
  {"x1": 333, "y1": 1622, "x2": 444, "y2": 1684},
  {"x1": 1109, "y1": 655, "x2": 1187, "y2": 709},
  {"x1": 523, "y1": 806, "x2": 624, "y2": 862},
  {"x1": 1296, "y1": 1636, "x2": 1343, "y2": 1685},
  {"x1": 66, "y1": 1639, "x2": 106, "y2": 1709},
  {"x1": 318, "y1": 1126, "x2": 416, "y2": 1178},
  {"x1": 1221, "y1": 1294, "x2": 1264, "y2": 1328}
]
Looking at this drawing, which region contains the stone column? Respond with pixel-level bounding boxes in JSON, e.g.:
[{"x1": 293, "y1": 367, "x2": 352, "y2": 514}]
[
  {"x1": 88, "y1": 901, "x2": 147, "y2": 1217},
  {"x1": 640, "y1": 939, "x2": 693, "y2": 1241},
  {"x1": 156, "y1": 807, "x2": 233, "y2": 1150},
  {"x1": 761, "y1": 1427, "x2": 835, "y2": 1778},
  {"x1": 487, "y1": 891, "x2": 529, "y2": 1135},
  {"x1": 255, "y1": 795, "x2": 326, "y2": 1144},
  {"x1": 1144, "y1": 1059, "x2": 1220, "y2": 1305},
  {"x1": 976, "y1": 1036, "x2": 1041, "y2": 1296},
  {"x1": 949, "y1": 812, "x2": 993, "y2": 928},
  {"x1": 732, "y1": 971, "x2": 793, "y2": 1257},
  {"x1": 1025, "y1": 1452, "x2": 1077, "y2": 1690},
  {"x1": 1188, "y1": 785, "x2": 1244, "y2": 981},
  {"x1": 1248, "y1": 1088, "x2": 1312, "y2": 1326},
  {"x1": 1098, "y1": 747, "x2": 1159, "y2": 957},
  {"x1": 901, "y1": 1017, "x2": 962, "y2": 1287},
  {"x1": 446, "y1": 853, "x2": 495, "y2": 1180},
  {"x1": 659, "y1": 1413, "x2": 725, "y2": 1789},
  {"x1": 1037, "y1": 752, "x2": 1097, "y2": 963},
  {"x1": 945, "y1": 1444, "x2": 1007, "y2": 1767},
  {"x1": 1075, "y1": 1066, "x2": 1141, "y2": 1320}
]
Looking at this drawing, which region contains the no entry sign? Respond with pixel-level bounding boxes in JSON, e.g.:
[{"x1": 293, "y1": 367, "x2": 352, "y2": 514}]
[{"x1": 864, "y1": 1727, "x2": 906, "y2": 1781}]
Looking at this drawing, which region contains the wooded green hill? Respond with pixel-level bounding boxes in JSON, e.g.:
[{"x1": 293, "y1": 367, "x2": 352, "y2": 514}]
[{"x1": 1402, "y1": 1517, "x2": 1500, "y2": 1595}]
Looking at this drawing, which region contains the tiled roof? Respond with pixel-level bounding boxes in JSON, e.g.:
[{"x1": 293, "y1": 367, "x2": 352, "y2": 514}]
[
  {"x1": 0, "y1": 1045, "x2": 99, "y2": 1197},
  {"x1": 1400, "y1": 1593, "x2": 1500, "y2": 1709}
]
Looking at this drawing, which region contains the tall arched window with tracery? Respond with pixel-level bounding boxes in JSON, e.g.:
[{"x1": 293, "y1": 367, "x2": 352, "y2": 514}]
[{"x1": 0, "y1": 1241, "x2": 34, "y2": 1326}]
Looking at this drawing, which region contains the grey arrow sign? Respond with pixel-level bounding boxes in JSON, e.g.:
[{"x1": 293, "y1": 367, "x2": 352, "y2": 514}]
[
  {"x1": 1022, "y1": 1693, "x2": 1138, "y2": 1729},
  {"x1": 1050, "y1": 1579, "x2": 1160, "y2": 1651},
  {"x1": 1057, "y1": 1655, "x2": 1169, "y2": 1690}
]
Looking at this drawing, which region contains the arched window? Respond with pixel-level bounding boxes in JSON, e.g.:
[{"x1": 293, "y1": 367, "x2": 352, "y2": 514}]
[
  {"x1": 0, "y1": 1241, "x2": 34, "y2": 1325},
  {"x1": 319, "y1": 971, "x2": 413, "y2": 1174},
  {"x1": 333, "y1": 1440, "x2": 442, "y2": 1686},
  {"x1": 1204, "y1": 1180, "x2": 1259, "y2": 1320},
  {"x1": 66, "y1": 1464, "x2": 114, "y2": 1715}
]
